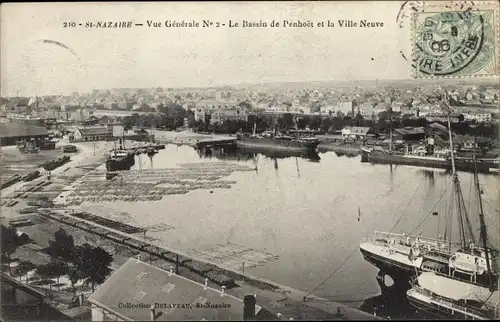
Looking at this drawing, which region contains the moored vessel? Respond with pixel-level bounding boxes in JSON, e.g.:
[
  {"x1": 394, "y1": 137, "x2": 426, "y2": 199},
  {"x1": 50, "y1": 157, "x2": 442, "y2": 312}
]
[
  {"x1": 361, "y1": 144, "x2": 499, "y2": 174},
  {"x1": 360, "y1": 95, "x2": 499, "y2": 297},
  {"x1": 105, "y1": 149, "x2": 135, "y2": 172}
]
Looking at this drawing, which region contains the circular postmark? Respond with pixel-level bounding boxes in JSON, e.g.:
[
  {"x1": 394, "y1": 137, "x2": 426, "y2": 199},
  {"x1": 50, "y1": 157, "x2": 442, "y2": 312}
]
[{"x1": 414, "y1": 10, "x2": 494, "y2": 76}]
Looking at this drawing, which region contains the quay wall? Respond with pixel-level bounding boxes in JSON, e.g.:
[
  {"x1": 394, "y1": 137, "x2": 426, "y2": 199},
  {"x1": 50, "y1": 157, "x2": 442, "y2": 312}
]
[
  {"x1": 36, "y1": 210, "x2": 379, "y2": 319},
  {"x1": 38, "y1": 210, "x2": 280, "y2": 291}
]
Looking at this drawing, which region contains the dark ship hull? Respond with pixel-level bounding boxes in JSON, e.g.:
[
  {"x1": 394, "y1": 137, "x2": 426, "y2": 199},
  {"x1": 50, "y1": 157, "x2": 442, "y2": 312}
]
[
  {"x1": 105, "y1": 152, "x2": 135, "y2": 172},
  {"x1": 237, "y1": 136, "x2": 319, "y2": 152},
  {"x1": 359, "y1": 246, "x2": 419, "y2": 288},
  {"x1": 361, "y1": 148, "x2": 499, "y2": 174}
]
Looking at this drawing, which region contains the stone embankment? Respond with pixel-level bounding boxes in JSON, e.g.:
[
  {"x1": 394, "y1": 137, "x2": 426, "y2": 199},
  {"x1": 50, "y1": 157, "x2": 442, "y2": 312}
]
[{"x1": 37, "y1": 210, "x2": 279, "y2": 291}]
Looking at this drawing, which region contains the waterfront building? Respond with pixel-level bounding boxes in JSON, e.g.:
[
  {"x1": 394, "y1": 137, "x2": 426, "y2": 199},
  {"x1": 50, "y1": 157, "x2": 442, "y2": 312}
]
[
  {"x1": 0, "y1": 98, "x2": 30, "y2": 115},
  {"x1": 425, "y1": 113, "x2": 461, "y2": 123},
  {"x1": 427, "y1": 122, "x2": 449, "y2": 140},
  {"x1": 72, "y1": 126, "x2": 113, "y2": 142},
  {"x1": 393, "y1": 127, "x2": 426, "y2": 142},
  {"x1": 341, "y1": 126, "x2": 372, "y2": 140},
  {"x1": 0, "y1": 123, "x2": 49, "y2": 146},
  {"x1": 88, "y1": 258, "x2": 274, "y2": 321}
]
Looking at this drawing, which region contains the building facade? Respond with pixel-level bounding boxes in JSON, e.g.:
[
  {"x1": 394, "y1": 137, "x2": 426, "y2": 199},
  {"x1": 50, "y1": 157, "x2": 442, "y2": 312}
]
[
  {"x1": 463, "y1": 112, "x2": 492, "y2": 123},
  {"x1": 72, "y1": 126, "x2": 113, "y2": 142},
  {"x1": 341, "y1": 126, "x2": 372, "y2": 140}
]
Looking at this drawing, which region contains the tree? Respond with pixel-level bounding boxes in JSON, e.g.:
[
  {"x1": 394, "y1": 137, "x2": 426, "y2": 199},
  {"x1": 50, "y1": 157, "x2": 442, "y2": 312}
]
[
  {"x1": 42, "y1": 261, "x2": 68, "y2": 289},
  {"x1": 1, "y1": 225, "x2": 21, "y2": 275},
  {"x1": 67, "y1": 265, "x2": 84, "y2": 294},
  {"x1": 354, "y1": 113, "x2": 365, "y2": 126},
  {"x1": 320, "y1": 118, "x2": 332, "y2": 133},
  {"x1": 279, "y1": 113, "x2": 294, "y2": 131},
  {"x1": 238, "y1": 101, "x2": 252, "y2": 110},
  {"x1": 75, "y1": 244, "x2": 113, "y2": 292},
  {"x1": 186, "y1": 110, "x2": 196, "y2": 128},
  {"x1": 297, "y1": 117, "x2": 308, "y2": 130},
  {"x1": 378, "y1": 111, "x2": 389, "y2": 121},
  {"x1": 36, "y1": 262, "x2": 62, "y2": 290},
  {"x1": 308, "y1": 115, "x2": 322, "y2": 130},
  {"x1": 14, "y1": 261, "x2": 36, "y2": 282},
  {"x1": 46, "y1": 228, "x2": 76, "y2": 262}
]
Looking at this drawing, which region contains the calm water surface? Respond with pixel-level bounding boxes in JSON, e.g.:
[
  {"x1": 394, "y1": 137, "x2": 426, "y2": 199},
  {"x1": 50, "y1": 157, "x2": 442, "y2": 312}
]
[{"x1": 88, "y1": 145, "x2": 500, "y2": 315}]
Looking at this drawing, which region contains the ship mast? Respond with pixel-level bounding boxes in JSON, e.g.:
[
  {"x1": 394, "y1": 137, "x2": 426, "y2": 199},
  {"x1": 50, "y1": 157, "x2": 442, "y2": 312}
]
[
  {"x1": 472, "y1": 148, "x2": 495, "y2": 292},
  {"x1": 443, "y1": 94, "x2": 475, "y2": 250},
  {"x1": 389, "y1": 107, "x2": 393, "y2": 151}
]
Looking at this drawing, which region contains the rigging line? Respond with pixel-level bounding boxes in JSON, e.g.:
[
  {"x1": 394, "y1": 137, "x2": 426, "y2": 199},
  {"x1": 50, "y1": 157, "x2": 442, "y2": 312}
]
[
  {"x1": 483, "y1": 198, "x2": 500, "y2": 213},
  {"x1": 303, "y1": 246, "x2": 359, "y2": 301},
  {"x1": 389, "y1": 176, "x2": 424, "y2": 233},
  {"x1": 410, "y1": 180, "x2": 452, "y2": 236}
]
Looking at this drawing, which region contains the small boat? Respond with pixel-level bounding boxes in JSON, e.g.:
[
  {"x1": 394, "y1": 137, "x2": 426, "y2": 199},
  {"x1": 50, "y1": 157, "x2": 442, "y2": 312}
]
[{"x1": 146, "y1": 147, "x2": 158, "y2": 157}]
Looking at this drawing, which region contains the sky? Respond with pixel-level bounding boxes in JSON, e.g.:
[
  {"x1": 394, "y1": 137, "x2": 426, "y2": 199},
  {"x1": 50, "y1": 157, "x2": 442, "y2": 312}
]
[{"x1": 2, "y1": 1, "x2": 418, "y2": 96}]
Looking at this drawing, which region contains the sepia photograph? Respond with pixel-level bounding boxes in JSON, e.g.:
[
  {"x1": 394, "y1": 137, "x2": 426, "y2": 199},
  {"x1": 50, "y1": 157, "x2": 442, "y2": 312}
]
[{"x1": 0, "y1": 1, "x2": 499, "y2": 321}]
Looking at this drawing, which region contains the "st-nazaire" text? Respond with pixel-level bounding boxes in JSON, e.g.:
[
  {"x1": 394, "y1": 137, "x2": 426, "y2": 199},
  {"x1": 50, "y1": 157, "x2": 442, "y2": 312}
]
[{"x1": 152, "y1": 20, "x2": 384, "y2": 28}]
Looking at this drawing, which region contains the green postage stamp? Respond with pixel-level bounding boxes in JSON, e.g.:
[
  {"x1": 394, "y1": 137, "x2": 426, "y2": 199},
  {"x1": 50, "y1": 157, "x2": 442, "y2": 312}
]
[{"x1": 412, "y1": 1, "x2": 499, "y2": 78}]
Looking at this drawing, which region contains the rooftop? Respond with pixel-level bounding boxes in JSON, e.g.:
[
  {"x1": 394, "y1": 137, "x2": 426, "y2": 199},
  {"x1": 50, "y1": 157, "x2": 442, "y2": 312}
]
[
  {"x1": 88, "y1": 258, "x2": 264, "y2": 321},
  {"x1": 394, "y1": 127, "x2": 425, "y2": 135},
  {"x1": 428, "y1": 122, "x2": 448, "y2": 132},
  {"x1": 76, "y1": 126, "x2": 111, "y2": 136},
  {"x1": 0, "y1": 123, "x2": 49, "y2": 138},
  {"x1": 342, "y1": 126, "x2": 371, "y2": 134}
]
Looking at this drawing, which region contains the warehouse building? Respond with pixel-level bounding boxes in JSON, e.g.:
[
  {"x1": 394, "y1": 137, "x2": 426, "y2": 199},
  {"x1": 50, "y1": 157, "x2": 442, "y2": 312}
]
[{"x1": 0, "y1": 123, "x2": 49, "y2": 146}]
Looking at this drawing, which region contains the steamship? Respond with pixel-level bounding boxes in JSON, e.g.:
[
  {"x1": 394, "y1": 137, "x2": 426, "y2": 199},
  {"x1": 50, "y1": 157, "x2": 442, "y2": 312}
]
[
  {"x1": 237, "y1": 124, "x2": 320, "y2": 153},
  {"x1": 105, "y1": 149, "x2": 135, "y2": 174},
  {"x1": 361, "y1": 138, "x2": 499, "y2": 174}
]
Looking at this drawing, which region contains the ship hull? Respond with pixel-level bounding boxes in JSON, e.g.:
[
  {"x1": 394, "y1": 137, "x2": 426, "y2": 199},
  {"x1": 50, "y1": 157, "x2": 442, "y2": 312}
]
[
  {"x1": 237, "y1": 137, "x2": 319, "y2": 152},
  {"x1": 361, "y1": 149, "x2": 499, "y2": 174},
  {"x1": 105, "y1": 153, "x2": 135, "y2": 172},
  {"x1": 359, "y1": 246, "x2": 419, "y2": 288},
  {"x1": 407, "y1": 295, "x2": 473, "y2": 320},
  {"x1": 407, "y1": 288, "x2": 492, "y2": 320}
]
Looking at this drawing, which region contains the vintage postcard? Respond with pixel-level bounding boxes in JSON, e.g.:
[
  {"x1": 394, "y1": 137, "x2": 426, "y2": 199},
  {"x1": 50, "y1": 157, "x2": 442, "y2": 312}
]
[{"x1": 0, "y1": 1, "x2": 499, "y2": 321}]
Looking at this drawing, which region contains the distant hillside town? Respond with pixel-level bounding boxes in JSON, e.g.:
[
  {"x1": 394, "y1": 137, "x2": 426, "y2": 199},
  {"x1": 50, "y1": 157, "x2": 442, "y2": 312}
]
[{"x1": 1, "y1": 83, "x2": 498, "y2": 145}]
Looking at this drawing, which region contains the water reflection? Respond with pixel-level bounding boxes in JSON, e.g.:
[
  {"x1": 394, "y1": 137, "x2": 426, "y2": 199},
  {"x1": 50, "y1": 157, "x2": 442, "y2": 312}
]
[
  {"x1": 196, "y1": 146, "x2": 322, "y2": 163},
  {"x1": 112, "y1": 144, "x2": 498, "y2": 318},
  {"x1": 333, "y1": 151, "x2": 359, "y2": 158}
]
